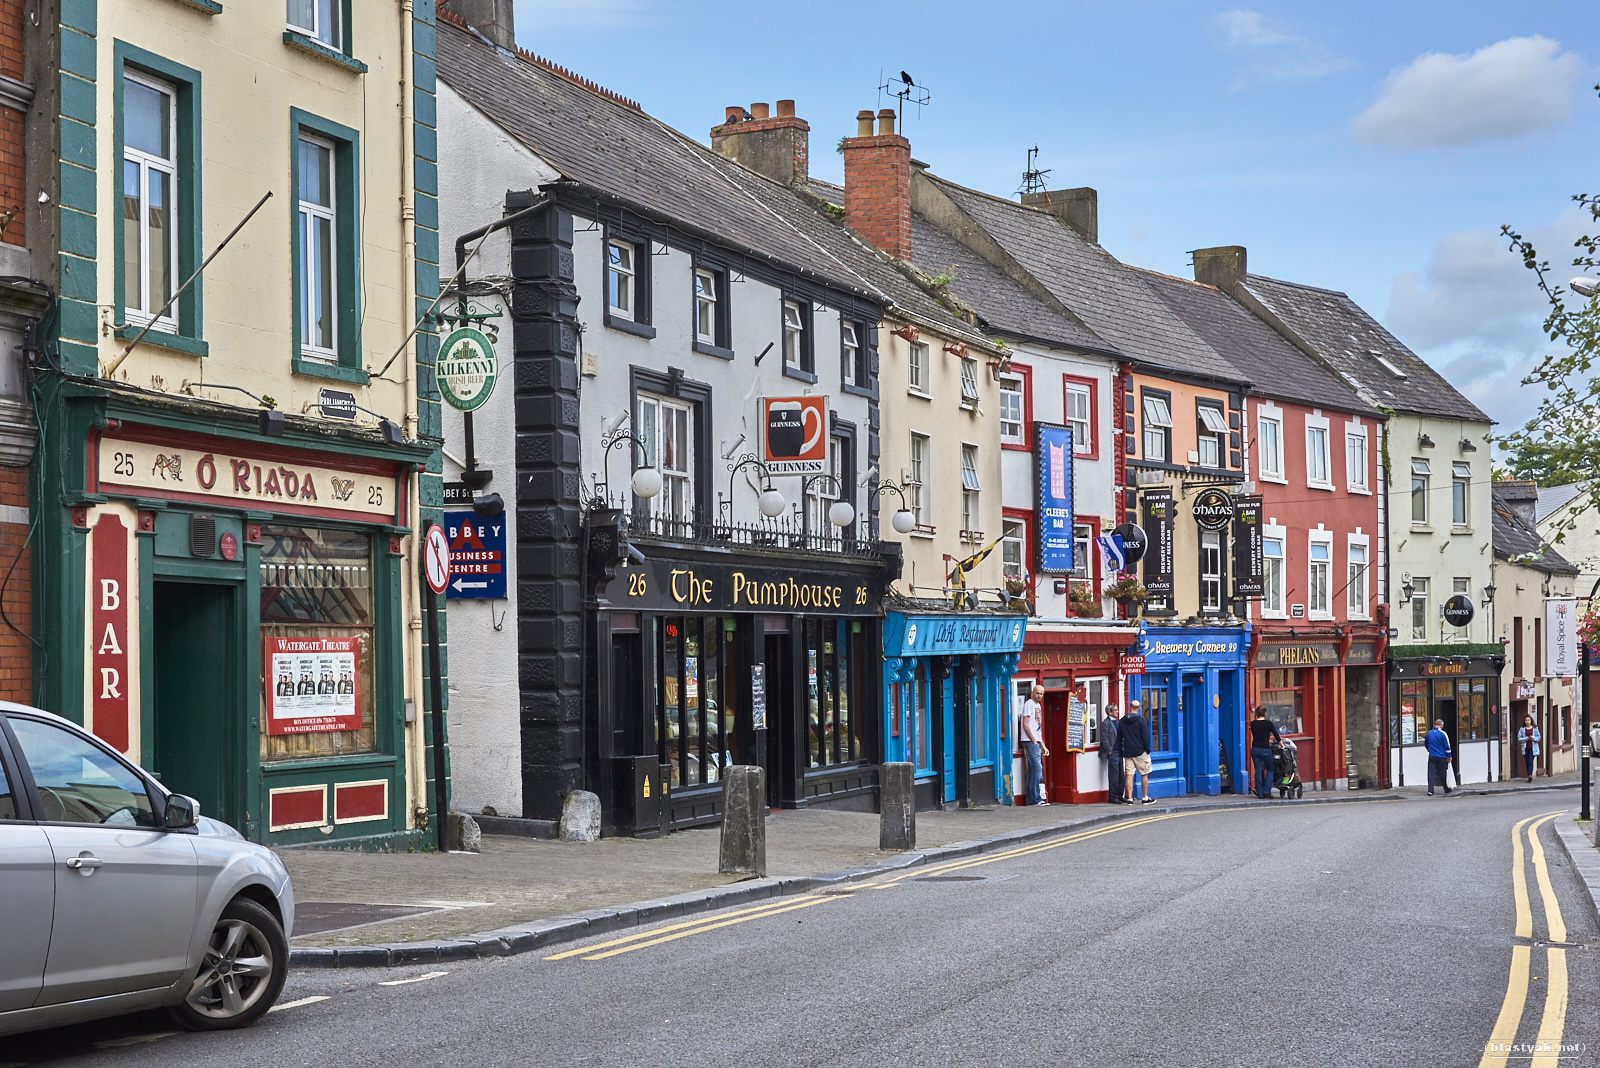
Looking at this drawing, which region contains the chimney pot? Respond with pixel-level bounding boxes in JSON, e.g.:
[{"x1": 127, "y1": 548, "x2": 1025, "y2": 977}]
[
  {"x1": 724, "y1": 106, "x2": 743, "y2": 123},
  {"x1": 751, "y1": 102, "x2": 770, "y2": 119},
  {"x1": 856, "y1": 110, "x2": 876, "y2": 137},
  {"x1": 877, "y1": 108, "x2": 896, "y2": 136},
  {"x1": 776, "y1": 99, "x2": 795, "y2": 118}
]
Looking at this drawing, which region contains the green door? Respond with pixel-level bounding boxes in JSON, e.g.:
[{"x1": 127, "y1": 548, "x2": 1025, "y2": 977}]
[{"x1": 152, "y1": 581, "x2": 236, "y2": 826}]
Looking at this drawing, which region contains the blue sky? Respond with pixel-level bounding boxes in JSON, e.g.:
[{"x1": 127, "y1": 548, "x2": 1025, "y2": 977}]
[{"x1": 505, "y1": 1, "x2": 1600, "y2": 434}]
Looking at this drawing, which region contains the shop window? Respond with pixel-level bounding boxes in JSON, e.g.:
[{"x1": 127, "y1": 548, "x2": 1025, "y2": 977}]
[
  {"x1": 1200, "y1": 530, "x2": 1223, "y2": 613},
  {"x1": 913, "y1": 660, "x2": 932, "y2": 772},
  {"x1": 656, "y1": 617, "x2": 737, "y2": 789},
  {"x1": 1142, "y1": 391, "x2": 1171, "y2": 463},
  {"x1": 971, "y1": 673, "x2": 988, "y2": 763},
  {"x1": 1395, "y1": 679, "x2": 1429, "y2": 745},
  {"x1": 1260, "y1": 668, "x2": 1305, "y2": 735},
  {"x1": 1308, "y1": 538, "x2": 1331, "y2": 618},
  {"x1": 259, "y1": 525, "x2": 376, "y2": 762},
  {"x1": 1262, "y1": 536, "x2": 1284, "y2": 615},
  {"x1": 1455, "y1": 678, "x2": 1489, "y2": 741},
  {"x1": 1143, "y1": 684, "x2": 1171, "y2": 753},
  {"x1": 1409, "y1": 577, "x2": 1429, "y2": 641},
  {"x1": 1197, "y1": 402, "x2": 1226, "y2": 468}
]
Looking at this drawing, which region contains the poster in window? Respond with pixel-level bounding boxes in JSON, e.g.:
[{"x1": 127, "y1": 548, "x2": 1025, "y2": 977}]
[
  {"x1": 265, "y1": 636, "x2": 361, "y2": 735},
  {"x1": 1034, "y1": 422, "x2": 1075, "y2": 572},
  {"x1": 1400, "y1": 705, "x2": 1415, "y2": 745},
  {"x1": 1065, "y1": 692, "x2": 1088, "y2": 752},
  {"x1": 1142, "y1": 488, "x2": 1174, "y2": 599},
  {"x1": 1232, "y1": 495, "x2": 1264, "y2": 598}
]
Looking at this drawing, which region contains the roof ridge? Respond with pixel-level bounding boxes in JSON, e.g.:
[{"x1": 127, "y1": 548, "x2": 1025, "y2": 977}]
[
  {"x1": 1131, "y1": 265, "x2": 1219, "y2": 292},
  {"x1": 1247, "y1": 272, "x2": 1351, "y2": 301},
  {"x1": 438, "y1": 10, "x2": 641, "y2": 111},
  {"x1": 926, "y1": 172, "x2": 1058, "y2": 218}
]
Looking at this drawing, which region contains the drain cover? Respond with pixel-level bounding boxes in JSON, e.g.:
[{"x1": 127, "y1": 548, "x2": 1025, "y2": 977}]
[{"x1": 293, "y1": 902, "x2": 439, "y2": 935}]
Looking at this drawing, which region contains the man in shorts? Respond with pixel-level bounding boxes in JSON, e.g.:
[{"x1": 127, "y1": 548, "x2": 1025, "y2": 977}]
[{"x1": 1120, "y1": 699, "x2": 1155, "y2": 804}]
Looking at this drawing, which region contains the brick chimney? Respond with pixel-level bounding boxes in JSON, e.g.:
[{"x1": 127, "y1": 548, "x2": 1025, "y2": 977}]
[
  {"x1": 447, "y1": 0, "x2": 516, "y2": 50},
  {"x1": 711, "y1": 100, "x2": 810, "y2": 189},
  {"x1": 1020, "y1": 187, "x2": 1098, "y2": 245},
  {"x1": 842, "y1": 108, "x2": 912, "y2": 260},
  {"x1": 1193, "y1": 246, "x2": 1248, "y2": 291}
]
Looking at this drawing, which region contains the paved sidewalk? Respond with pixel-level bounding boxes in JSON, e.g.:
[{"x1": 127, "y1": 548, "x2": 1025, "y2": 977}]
[{"x1": 280, "y1": 773, "x2": 1585, "y2": 966}]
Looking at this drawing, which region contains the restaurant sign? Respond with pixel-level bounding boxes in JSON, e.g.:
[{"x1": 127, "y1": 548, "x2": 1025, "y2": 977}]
[{"x1": 607, "y1": 555, "x2": 882, "y2": 616}]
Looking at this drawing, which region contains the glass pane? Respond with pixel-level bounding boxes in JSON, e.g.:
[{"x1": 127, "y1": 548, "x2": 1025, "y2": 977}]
[
  {"x1": 971, "y1": 671, "x2": 986, "y2": 761},
  {"x1": 260, "y1": 526, "x2": 373, "y2": 625},
  {"x1": 288, "y1": 0, "x2": 315, "y2": 30},
  {"x1": 0, "y1": 755, "x2": 13, "y2": 819},
  {"x1": 702, "y1": 623, "x2": 720, "y2": 784},
  {"x1": 316, "y1": 0, "x2": 338, "y2": 46},
  {"x1": 662, "y1": 620, "x2": 681, "y2": 789},
  {"x1": 305, "y1": 213, "x2": 334, "y2": 349},
  {"x1": 148, "y1": 168, "x2": 172, "y2": 313},
  {"x1": 10, "y1": 717, "x2": 156, "y2": 827},
  {"x1": 299, "y1": 139, "x2": 332, "y2": 207},
  {"x1": 123, "y1": 159, "x2": 143, "y2": 311},
  {"x1": 684, "y1": 620, "x2": 702, "y2": 785},
  {"x1": 124, "y1": 78, "x2": 170, "y2": 159},
  {"x1": 914, "y1": 662, "x2": 930, "y2": 771}
]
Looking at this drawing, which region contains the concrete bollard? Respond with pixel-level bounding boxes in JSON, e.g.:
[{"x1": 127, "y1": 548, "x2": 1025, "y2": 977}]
[
  {"x1": 559, "y1": 790, "x2": 602, "y2": 842},
  {"x1": 718, "y1": 765, "x2": 766, "y2": 877},
  {"x1": 880, "y1": 762, "x2": 916, "y2": 851},
  {"x1": 447, "y1": 812, "x2": 482, "y2": 853}
]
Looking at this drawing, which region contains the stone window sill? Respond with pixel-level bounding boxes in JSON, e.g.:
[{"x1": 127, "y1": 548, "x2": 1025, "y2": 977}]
[{"x1": 283, "y1": 30, "x2": 369, "y2": 74}]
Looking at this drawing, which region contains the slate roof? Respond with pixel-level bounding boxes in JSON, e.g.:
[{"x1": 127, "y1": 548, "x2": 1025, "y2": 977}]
[
  {"x1": 1240, "y1": 274, "x2": 1490, "y2": 423},
  {"x1": 1493, "y1": 481, "x2": 1577, "y2": 573},
  {"x1": 922, "y1": 176, "x2": 1246, "y2": 383},
  {"x1": 1535, "y1": 481, "x2": 1587, "y2": 524},
  {"x1": 1135, "y1": 269, "x2": 1371, "y2": 414},
  {"x1": 435, "y1": 20, "x2": 986, "y2": 345}
]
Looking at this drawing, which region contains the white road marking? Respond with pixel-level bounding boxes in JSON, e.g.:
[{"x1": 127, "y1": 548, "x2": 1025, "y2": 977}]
[
  {"x1": 378, "y1": 970, "x2": 449, "y2": 986},
  {"x1": 269, "y1": 995, "x2": 331, "y2": 1012},
  {"x1": 92, "y1": 1031, "x2": 179, "y2": 1048}
]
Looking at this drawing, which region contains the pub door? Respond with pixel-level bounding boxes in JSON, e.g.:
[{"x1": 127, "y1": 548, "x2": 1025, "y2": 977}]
[
  {"x1": 152, "y1": 581, "x2": 239, "y2": 828},
  {"x1": 765, "y1": 632, "x2": 795, "y2": 808}
]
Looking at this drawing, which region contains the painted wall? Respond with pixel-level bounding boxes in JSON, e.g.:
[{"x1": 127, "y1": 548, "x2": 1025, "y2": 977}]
[{"x1": 1492, "y1": 559, "x2": 1578, "y2": 775}]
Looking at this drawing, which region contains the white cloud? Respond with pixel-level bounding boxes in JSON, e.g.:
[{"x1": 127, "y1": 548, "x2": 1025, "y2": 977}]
[
  {"x1": 1214, "y1": 9, "x2": 1354, "y2": 88},
  {"x1": 1352, "y1": 36, "x2": 1583, "y2": 151}
]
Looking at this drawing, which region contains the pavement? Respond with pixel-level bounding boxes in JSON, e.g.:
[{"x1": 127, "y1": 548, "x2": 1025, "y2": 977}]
[
  {"x1": 16, "y1": 789, "x2": 1598, "y2": 1068},
  {"x1": 280, "y1": 769, "x2": 1592, "y2": 967}
]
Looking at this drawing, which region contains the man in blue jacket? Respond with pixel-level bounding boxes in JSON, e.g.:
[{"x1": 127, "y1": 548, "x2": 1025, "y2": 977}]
[{"x1": 1426, "y1": 718, "x2": 1453, "y2": 796}]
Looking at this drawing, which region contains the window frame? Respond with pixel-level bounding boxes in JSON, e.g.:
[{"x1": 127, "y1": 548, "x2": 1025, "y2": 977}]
[
  {"x1": 1062, "y1": 373, "x2": 1098, "y2": 459},
  {"x1": 1409, "y1": 576, "x2": 1430, "y2": 641},
  {"x1": 288, "y1": 108, "x2": 364, "y2": 383},
  {"x1": 907, "y1": 340, "x2": 929, "y2": 396},
  {"x1": 782, "y1": 298, "x2": 815, "y2": 382},
  {"x1": 1347, "y1": 536, "x2": 1370, "y2": 619},
  {"x1": 1141, "y1": 388, "x2": 1172, "y2": 465},
  {"x1": 1345, "y1": 421, "x2": 1370, "y2": 493},
  {"x1": 112, "y1": 44, "x2": 206, "y2": 356},
  {"x1": 959, "y1": 357, "x2": 981, "y2": 407},
  {"x1": 907, "y1": 432, "x2": 931, "y2": 533},
  {"x1": 1452, "y1": 463, "x2": 1472, "y2": 528},
  {"x1": 631, "y1": 367, "x2": 712, "y2": 526},
  {"x1": 1001, "y1": 509, "x2": 1032, "y2": 588},
  {"x1": 1256, "y1": 404, "x2": 1285, "y2": 483},
  {"x1": 960, "y1": 442, "x2": 981, "y2": 538},
  {"x1": 1411, "y1": 459, "x2": 1431, "y2": 526},
  {"x1": 1199, "y1": 528, "x2": 1225, "y2": 615},
  {"x1": 691, "y1": 263, "x2": 733, "y2": 359},
  {"x1": 1196, "y1": 400, "x2": 1227, "y2": 469},
  {"x1": 999, "y1": 371, "x2": 1027, "y2": 449},
  {"x1": 1307, "y1": 533, "x2": 1333, "y2": 620},
  {"x1": 286, "y1": 0, "x2": 345, "y2": 51},
  {"x1": 1261, "y1": 529, "x2": 1286, "y2": 618},
  {"x1": 1305, "y1": 414, "x2": 1332, "y2": 489}
]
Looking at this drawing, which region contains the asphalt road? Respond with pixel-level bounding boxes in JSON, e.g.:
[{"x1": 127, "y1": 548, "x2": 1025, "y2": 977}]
[{"x1": 8, "y1": 792, "x2": 1597, "y2": 1068}]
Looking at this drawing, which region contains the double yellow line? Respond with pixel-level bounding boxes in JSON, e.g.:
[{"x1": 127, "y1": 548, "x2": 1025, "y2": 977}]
[
  {"x1": 1479, "y1": 812, "x2": 1570, "y2": 1068},
  {"x1": 546, "y1": 810, "x2": 1198, "y2": 963}
]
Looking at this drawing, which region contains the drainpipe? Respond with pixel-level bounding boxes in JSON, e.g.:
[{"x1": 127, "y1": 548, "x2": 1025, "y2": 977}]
[{"x1": 399, "y1": 0, "x2": 427, "y2": 831}]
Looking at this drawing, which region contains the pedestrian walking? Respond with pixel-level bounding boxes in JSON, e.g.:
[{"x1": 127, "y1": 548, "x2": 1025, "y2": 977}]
[
  {"x1": 1120, "y1": 699, "x2": 1155, "y2": 804},
  {"x1": 1426, "y1": 718, "x2": 1453, "y2": 795},
  {"x1": 1101, "y1": 703, "x2": 1129, "y2": 804},
  {"x1": 1248, "y1": 706, "x2": 1283, "y2": 799},
  {"x1": 1020, "y1": 684, "x2": 1049, "y2": 806},
  {"x1": 1516, "y1": 714, "x2": 1541, "y2": 782}
]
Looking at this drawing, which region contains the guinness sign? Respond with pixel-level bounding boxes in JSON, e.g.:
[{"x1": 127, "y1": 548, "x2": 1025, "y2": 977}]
[
  {"x1": 1113, "y1": 522, "x2": 1148, "y2": 566},
  {"x1": 1193, "y1": 488, "x2": 1235, "y2": 531},
  {"x1": 1442, "y1": 594, "x2": 1475, "y2": 627}
]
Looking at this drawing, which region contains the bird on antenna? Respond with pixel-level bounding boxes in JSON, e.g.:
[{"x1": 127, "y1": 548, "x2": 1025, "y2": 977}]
[{"x1": 900, "y1": 71, "x2": 915, "y2": 86}]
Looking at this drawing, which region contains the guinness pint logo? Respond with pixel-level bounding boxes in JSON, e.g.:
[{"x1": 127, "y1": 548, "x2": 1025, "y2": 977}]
[{"x1": 1192, "y1": 488, "x2": 1235, "y2": 531}]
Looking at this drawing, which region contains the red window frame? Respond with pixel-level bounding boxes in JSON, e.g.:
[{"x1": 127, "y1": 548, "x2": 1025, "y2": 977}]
[
  {"x1": 1002, "y1": 506, "x2": 1035, "y2": 599},
  {"x1": 1073, "y1": 514, "x2": 1102, "y2": 597},
  {"x1": 1062, "y1": 373, "x2": 1099, "y2": 460},
  {"x1": 1000, "y1": 361, "x2": 1034, "y2": 451}
]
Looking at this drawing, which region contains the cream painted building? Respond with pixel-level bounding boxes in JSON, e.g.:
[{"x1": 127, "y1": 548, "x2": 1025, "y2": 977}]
[{"x1": 23, "y1": 1, "x2": 444, "y2": 846}]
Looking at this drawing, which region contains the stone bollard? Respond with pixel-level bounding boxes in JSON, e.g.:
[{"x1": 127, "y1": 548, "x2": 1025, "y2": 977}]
[
  {"x1": 559, "y1": 790, "x2": 602, "y2": 842},
  {"x1": 719, "y1": 765, "x2": 766, "y2": 877},
  {"x1": 879, "y1": 762, "x2": 916, "y2": 851},
  {"x1": 447, "y1": 812, "x2": 482, "y2": 853}
]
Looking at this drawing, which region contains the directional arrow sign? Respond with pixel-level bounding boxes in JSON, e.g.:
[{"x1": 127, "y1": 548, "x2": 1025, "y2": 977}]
[{"x1": 452, "y1": 579, "x2": 488, "y2": 592}]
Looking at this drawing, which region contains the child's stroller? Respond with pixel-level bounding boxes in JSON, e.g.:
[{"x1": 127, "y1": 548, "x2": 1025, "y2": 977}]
[{"x1": 1274, "y1": 738, "x2": 1304, "y2": 799}]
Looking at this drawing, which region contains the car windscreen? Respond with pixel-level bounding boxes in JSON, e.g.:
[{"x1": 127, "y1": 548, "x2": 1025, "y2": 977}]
[{"x1": 7, "y1": 717, "x2": 158, "y2": 827}]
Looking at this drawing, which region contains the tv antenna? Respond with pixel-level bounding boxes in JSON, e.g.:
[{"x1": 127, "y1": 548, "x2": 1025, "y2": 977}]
[
  {"x1": 1020, "y1": 145, "x2": 1051, "y2": 195},
  {"x1": 877, "y1": 69, "x2": 930, "y2": 127}
]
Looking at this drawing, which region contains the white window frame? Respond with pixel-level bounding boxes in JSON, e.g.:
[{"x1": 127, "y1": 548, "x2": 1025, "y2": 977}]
[
  {"x1": 782, "y1": 300, "x2": 806, "y2": 372},
  {"x1": 908, "y1": 341, "x2": 929, "y2": 394},
  {"x1": 1002, "y1": 519, "x2": 1025, "y2": 581},
  {"x1": 607, "y1": 238, "x2": 637, "y2": 320},
  {"x1": 1345, "y1": 421, "x2": 1369, "y2": 493},
  {"x1": 841, "y1": 321, "x2": 861, "y2": 387},
  {"x1": 297, "y1": 133, "x2": 338, "y2": 362},
  {"x1": 1305, "y1": 414, "x2": 1332, "y2": 489},
  {"x1": 1257, "y1": 405, "x2": 1284, "y2": 483},
  {"x1": 1262, "y1": 528, "x2": 1286, "y2": 618},
  {"x1": 693, "y1": 267, "x2": 717, "y2": 344},
  {"x1": 907, "y1": 433, "x2": 929, "y2": 529},
  {"x1": 1409, "y1": 576, "x2": 1430, "y2": 641},
  {"x1": 959, "y1": 358, "x2": 980, "y2": 406},
  {"x1": 1450, "y1": 577, "x2": 1470, "y2": 638},
  {"x1": 638, "y1": 392, "x2": 694, "y2": 521},
  {"x1": 1071, "y1": 522, "x2": 1094, "y2": 581},
  {"x1": 808, "y1": 435, "x2": 844, "y2": 533},
  {"x1": 1200, "y1": 530, "x2": 1223, "y2": 613},
  {"x1": 1143, "y1": 394, "x2": 1171, "y2": 463},
  {"x1": 1064, "y1": 382, "x2": 1092, "y2": 455},
  {"x1": 999, "y1": 375, "x2": 1025, "y2": 446},
  {"x1": 287, "y1": 0, "x2": 342, "y2": 49},
  {"x1": 1346, "y1": 536, "x2": 1370, "y2": 619},
  {"x1": 122, "y1": 71, "x2": 179, "y2": 333},
  {"x1": 960, "y1": 443, "x2": 981, "y2": 536},
  {"x1": 1411, "y1": 459, "x2": 1431, "y2": 526},
  {"x1": 1307, "y1": 533, "x2": 1332, "y2": 619},
  {"x1": 1197, "y1": 403, "x2": 1227, "y2": 469},
  {"x1": 1452, "y1": 463, "x2": 1472, "y2": 528}
]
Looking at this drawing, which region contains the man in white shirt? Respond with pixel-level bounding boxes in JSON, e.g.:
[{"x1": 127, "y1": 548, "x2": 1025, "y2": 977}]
[{"x1": 1020, "y1": 684, "x2": 1049, "y2": 805}]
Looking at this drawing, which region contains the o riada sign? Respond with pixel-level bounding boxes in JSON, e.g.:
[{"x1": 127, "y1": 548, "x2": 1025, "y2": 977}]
[{"x1": 437, "y1": 326, "x2": 499, "y2": 412}]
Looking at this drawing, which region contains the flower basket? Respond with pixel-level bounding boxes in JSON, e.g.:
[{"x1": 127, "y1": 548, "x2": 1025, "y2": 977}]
[
  {"x1": 1104, "y1": 576, "x2": 1147, "y2": 606},
  {"x1": 1004, "y1": 578, "x2": 1029, "y2": 597},
  {"x1": 1068, "y1": 580, "x2": 1103, "y2": 618}
]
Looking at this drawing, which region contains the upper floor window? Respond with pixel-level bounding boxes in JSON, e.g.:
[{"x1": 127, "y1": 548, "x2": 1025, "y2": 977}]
[
  {"x1": 287, "y1": 0, "x2": 342, "y2": 49},
  {"x1": 608, "y1": 239, "x2": 637, "y2": 320},
  {"x1": 1346, "y1": 425, "x2": 1369, "y2": 491},
  {"x1": 1002, "y1": 518, "x2": 1026, "y2": 580},
  {"x1": 1258, "y1": 411, "x2": 1283, "y2": 480},
  {"x1": 297, "y1": 135, "x2": 337, "y2": 361},
  {"x1": 808, "y1": 435, "x2": 846, "y2": 533},
  {"x1": 122, "y1": 73, "x2": 177, "y2": 330},
  {"x1": 1306, "y1": 420, "x2": 1331, "y2": 487},
  {"x1": 1409, "y1": 576, "x2": 1430, "y2": 640},
  {"x1": 782, "y1": 300, "x2": 812, "y2": 374},
  {"x1": 1411, "y1": 459, "x2": 1431, "y2": 524},
  {"x1": 908, "y1": 341, "x2": 928, "y2": 393},
  {"x1": 999, "y1": 376, "x2": 1025, "y2": 445},
  {"x1": 1200, "y1": 530, "x2": 1223, "y2": 613},
  {"x1": 638, "y1": 392, "x2": 693, "y2": 521},
  {"x1": 842, "y1": 321, "x2": 869, "y2": 388},
  {"x1": 1071, "y1": 522, "x2": 1094, "y2": 580},
  {"x1": 1197, "y1": 402, "x2": 1226, "y2": 468},
  {"x1": 1452, "y1": 463, "x2": 1472, "y2": 526},
  {"x1": 960, "y1": 444, "x2": 981, "y2": 535},
  {"x1": 907, "y1": 433, "x2": 929, "y2": 526},
  {"x1": 693, "y1": 268, "x2": 717, "y2": 343},
  {"x1": 1348, "y1": 542, "x2": 1369, "y2": 617},
  {"x1": 1064, "y1": 382, "x2": 1092, "y2": 455},
  {"x1": 1142, "y1": 392, "x2": 1171, "y2": 463},
  {"x1": 1308, "y1": 538, "x2": 1331, "y2": 617},
  {"x1": 959, "y1": 358, "x2": 981, "y2": 406},
  {"x1": 1263, "y1": 536, "x2": 1284, "y2": 615}
]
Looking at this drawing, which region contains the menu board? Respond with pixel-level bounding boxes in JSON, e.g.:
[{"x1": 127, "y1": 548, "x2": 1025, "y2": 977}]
[
  {"x1": 751, "y1": 663, "x2": 767, "y2": 730},
  {"x1": 1065, "y1": 693, "x2": 1088, "y2": 752},
  {"x1": 265, "y1": 636, "x2": 360, "y2": 735}
]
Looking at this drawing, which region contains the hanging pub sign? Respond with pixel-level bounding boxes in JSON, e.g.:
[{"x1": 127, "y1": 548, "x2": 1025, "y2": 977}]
[
  {"x1": 265, "y1": 636, "x2": 361, "y2": 735},
  {"x1": 1113, "y1": 522, "x2": 1147, "y2": 566},
  {"x1": 437, "y1": 326, "x2": 500, "y2": 412},
  {"x1": 1442, "y1": 594, "x2": 1475, "y2": 628},
  {"x1": 763, "y1": 396, "x2": 828, "y2": 474},
  {"x1": 1192, "y1": 488, "x2": 1235, "y2": 531},
  {"x1": 1232, "y1": 495, "x2": 1264, "y2": 598},
  {"x1": 1142, "y1": 488, "x2": 1174, "y2": 600},
  {"x1": 1546, "y1": 597, "x2": 1578, "y2": 677},
  {"x1": 1034, "y1": 421, "x2": 1075, "y2": 573}
]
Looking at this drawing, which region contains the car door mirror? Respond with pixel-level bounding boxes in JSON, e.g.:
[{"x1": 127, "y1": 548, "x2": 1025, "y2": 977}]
[{"x1": 163, "y1": 793, "x2": 199, "y2": 830}]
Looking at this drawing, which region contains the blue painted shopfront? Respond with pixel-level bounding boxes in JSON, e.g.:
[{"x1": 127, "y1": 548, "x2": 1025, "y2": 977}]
[
  {"x1": 1127, "y1": 624, "x2": 1250, "y2": 798},
  {"x1": 882, "y1": 610, "x2": 1026, "y2": 808}
]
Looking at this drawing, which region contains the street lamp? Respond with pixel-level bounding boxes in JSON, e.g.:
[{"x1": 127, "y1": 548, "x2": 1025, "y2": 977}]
[
  {"x1": 1570, "y1": 277, "x2": 1599, "y2": 298},
  {"x1": 724, "y1": 454, "x2": 786, "y2": 523},
  {"x1": 590, "y1": 423, "x2": 661, "y2": 508},
  {"x1": 870, "y1": 479, "x2": 918, "y2": 535},
  {"x1": 799, "y1": 473, "x2": 855, "y2": 541}
]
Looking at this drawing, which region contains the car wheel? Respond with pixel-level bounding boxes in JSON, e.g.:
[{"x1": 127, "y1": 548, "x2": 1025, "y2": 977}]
[{"x1": 170, "y1": 897, "x2": 288, "y2": 1031}]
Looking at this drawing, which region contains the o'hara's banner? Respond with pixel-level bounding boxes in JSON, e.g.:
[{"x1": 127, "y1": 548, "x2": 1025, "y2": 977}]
[
  {"x1": 98, "y1": 432, "x2": 397, "y2": 520},
  {"x1": 607, "y1": 556, "x2": 882, "y2": 616}
]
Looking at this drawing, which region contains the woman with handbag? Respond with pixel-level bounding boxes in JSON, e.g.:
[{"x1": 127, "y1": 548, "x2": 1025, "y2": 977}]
[{"x1": 1516, "y1": 714, "x2": 1541, "y2": 782}]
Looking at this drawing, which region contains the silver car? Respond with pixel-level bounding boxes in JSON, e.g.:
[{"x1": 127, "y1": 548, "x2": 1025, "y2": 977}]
[{"x1": 0, "y1": 703, "x2": 294, "y2": 1036}]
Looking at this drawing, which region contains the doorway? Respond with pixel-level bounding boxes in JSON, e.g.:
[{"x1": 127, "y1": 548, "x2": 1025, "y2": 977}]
[{"x1": 152, "y1": 581, "x2": 237, "y2": 827}]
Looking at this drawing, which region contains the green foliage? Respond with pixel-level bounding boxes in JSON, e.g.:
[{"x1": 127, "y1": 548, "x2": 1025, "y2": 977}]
[
  {"x1": 836, "y1": 135, "x2": 848, "y2": 154},
  {"x1": 1387, "y1": 642, "x2": 1503, "y2": 659},
  {"x1": 821, "y1": 202, "x2": 845, "y2": 221}
]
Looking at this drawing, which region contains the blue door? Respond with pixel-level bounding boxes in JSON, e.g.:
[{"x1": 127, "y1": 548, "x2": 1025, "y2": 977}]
[
  {"x1": 1182, "y1": 674, "x2": 1215, "y2": 795},
  {"x1": 1137, "y1": 673, "x2": 1184, "y2": 798},
  {"x1": 942, "y1": 675, "x2": 956, "y2": 803}
]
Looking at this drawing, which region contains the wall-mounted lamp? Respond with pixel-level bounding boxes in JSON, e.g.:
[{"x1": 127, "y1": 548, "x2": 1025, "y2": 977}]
[
  {"x1": 1418, "y1": 433, "x2": 1436, "y2": 449},
  {"x1": 1459, "y1": 438, "x2": 1478, "y2": 453},
  {"x1": 870, "y1": 479, "x2": 918, "y2": 534}
]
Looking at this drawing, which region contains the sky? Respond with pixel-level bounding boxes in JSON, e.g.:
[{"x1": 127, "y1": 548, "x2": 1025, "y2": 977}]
[{"x1": 502, "y1": 0, "x2": 1600, "y2": 437}]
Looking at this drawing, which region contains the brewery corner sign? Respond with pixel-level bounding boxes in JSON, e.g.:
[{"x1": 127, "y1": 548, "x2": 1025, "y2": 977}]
[{"x1": 437, "y1": 326, "x2": 499, "y2": 412}]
